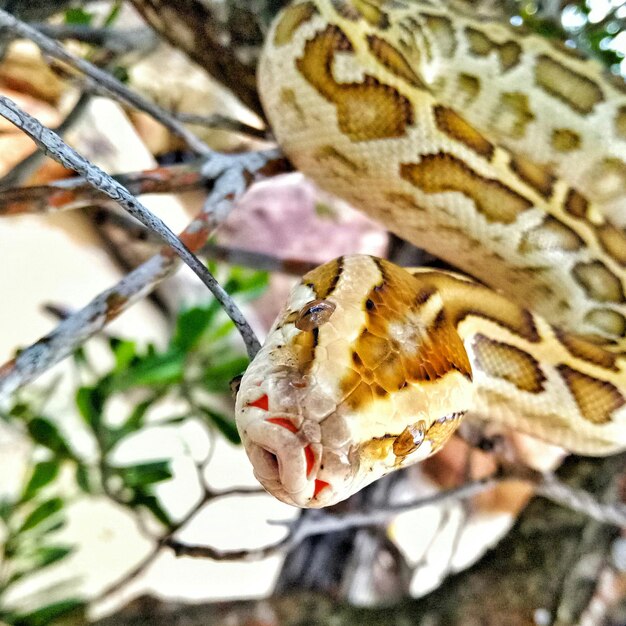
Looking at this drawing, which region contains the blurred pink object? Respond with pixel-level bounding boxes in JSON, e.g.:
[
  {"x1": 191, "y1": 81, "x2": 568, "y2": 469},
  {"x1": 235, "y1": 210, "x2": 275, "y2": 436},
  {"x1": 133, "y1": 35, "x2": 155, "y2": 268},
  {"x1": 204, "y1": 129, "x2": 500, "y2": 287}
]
[{"x1": 219, "y1": 173, "x2": 388, "y2": 263}]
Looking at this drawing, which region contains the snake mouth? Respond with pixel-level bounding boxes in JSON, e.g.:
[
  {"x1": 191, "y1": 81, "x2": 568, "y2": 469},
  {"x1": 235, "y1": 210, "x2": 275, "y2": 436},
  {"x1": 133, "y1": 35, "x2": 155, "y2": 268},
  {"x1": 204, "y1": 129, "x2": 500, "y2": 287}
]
[{"x1": 242, "y1": 417, "x2": 334, "y2": 507}]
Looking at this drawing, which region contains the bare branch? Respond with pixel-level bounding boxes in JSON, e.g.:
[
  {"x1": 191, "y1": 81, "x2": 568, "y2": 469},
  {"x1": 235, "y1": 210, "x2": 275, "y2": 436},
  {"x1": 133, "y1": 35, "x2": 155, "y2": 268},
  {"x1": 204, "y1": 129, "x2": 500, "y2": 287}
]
[
  {"x1": 34, "y1": 24, "x2": 157, "y2": 55},
  {"x1": 176, "y1": 112, "x2": 267, "y2": 140},
  {"x1": 97, "y1": 484, "x2": 265, "y2": 600},
  {"x1": 0, "y1": 8, "x2": 211, "y2": 155},
  {"x1": 0, "y1": 161, "x2": 207, "y2": 216},
  {"x1": 200, "y1": 243, "x2": 318, "y2": 275}
]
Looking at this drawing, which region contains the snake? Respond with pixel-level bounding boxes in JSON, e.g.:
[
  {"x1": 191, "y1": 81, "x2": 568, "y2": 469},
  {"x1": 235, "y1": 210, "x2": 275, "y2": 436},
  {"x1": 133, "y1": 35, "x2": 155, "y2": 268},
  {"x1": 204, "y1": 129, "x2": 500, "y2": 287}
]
[{"x1": 234, "y1": 0, "x2": 626, "y2": 508}]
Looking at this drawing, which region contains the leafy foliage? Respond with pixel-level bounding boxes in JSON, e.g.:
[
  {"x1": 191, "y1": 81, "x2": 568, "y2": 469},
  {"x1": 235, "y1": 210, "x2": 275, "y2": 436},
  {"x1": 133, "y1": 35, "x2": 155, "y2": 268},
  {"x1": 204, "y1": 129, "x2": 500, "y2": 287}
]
[{"x1": 0, "y1": 264, "x2": 267, "y2": 623}]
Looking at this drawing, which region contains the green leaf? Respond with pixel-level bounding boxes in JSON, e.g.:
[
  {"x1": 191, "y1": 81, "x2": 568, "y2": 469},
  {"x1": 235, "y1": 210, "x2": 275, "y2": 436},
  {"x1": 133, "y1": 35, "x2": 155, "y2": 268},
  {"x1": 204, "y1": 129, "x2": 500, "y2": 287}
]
[
  {"x1": 223, "y1": 268, "x2": 268, "y2": 299},
  {"x1": 19, "y1": 498, "x2": 63, "y2": 533},
  {"x1": 103, "y1": 1, "x2": 122, "y2": 27},
  {"x1": 114, "y1": 461, "x2": 172, "y2": 487},
  {"x1": 112, "y1": 350, "x2": 185, "y2": 390},
  {"x1": 27, "y1": 418, "x2": 72, "y2": 458},
  {"x1": 203, "y1": 355, "x2": 249, "y2": 393},
  {"x1": 0, "y1": 497, "x2": 12, "y2": 522},
  {"x1": 21, "y1": 461, "x2": 59, "y2": 502},
  {"x1": 75, "y1": 464, "x2": 91, "y2": 494},
  {"x1": 76, "y1": 386, "x2": 106, "y2": 431},
  {"x1": 34, "y1": 545, "x2": 73, "y2": 569},
  {"x1": 12, "y1": 599, "x2": 84, "y2": 626},
  {"x1": 9, "y1": 402, "x2": 29, "y2": 418},
  {"x1": 109, "y1": 338, "x2": 137, "y2": 371},
  {"x1": 205, "y1": 319, "x2": 236, "y2": 343},
  {"x1": 198, "y1": 407, "x2": 241, "y2": 445},
  {"x1": 64, "y1": 7, "x2": 93, "y2": 25},
  {"x1": 129, "y1": 491, "x2": 172, "y2": 527},
  {"x1": 172, "y1": 305, "x2": 218, "y2": 352}
]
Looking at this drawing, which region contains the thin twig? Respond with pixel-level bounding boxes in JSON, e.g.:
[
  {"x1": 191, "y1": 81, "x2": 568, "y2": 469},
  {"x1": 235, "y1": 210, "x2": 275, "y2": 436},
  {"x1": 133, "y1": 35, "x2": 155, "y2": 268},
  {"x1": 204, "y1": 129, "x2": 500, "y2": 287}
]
[
  {"x1": 0, "y1": 9, "x2": 211, "y2": 155},
  {"x1": 200, "y1": 243, "x2": 318, "y2": 275},
  {"x1": 176, "y1": 112, "x2": 267, "y2": 140},
  {"x1": 0, "y1": 161, "x2": 207, "y2": 216},
  {"x1": 96, "y1": 484, "x2": 265, "y2": 600},
  {"x1": 34, "y1": 24, "x2": 157, "y2": 55}
]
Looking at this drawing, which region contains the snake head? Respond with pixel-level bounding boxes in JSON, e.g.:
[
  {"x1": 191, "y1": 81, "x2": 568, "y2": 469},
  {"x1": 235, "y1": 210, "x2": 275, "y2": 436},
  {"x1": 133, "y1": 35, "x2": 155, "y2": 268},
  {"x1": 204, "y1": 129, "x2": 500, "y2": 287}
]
[{"x1": 235, "y1": 255, "x2": 473, "y2": 508}]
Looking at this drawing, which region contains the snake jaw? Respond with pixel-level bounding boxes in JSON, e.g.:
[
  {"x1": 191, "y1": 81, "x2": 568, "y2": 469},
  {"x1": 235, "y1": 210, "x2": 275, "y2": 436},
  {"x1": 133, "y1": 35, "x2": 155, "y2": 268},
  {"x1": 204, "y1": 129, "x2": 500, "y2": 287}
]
[{"x1": 235, "y1": 359, "x2": 355, "y2": 507}]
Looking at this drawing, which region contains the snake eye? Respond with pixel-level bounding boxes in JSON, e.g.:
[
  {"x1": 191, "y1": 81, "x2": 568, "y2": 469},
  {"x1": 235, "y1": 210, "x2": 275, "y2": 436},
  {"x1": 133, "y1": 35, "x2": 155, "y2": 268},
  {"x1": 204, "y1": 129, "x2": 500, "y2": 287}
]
[{"x1": 295, "y1": 299, "x2": 336, "y2": 331}]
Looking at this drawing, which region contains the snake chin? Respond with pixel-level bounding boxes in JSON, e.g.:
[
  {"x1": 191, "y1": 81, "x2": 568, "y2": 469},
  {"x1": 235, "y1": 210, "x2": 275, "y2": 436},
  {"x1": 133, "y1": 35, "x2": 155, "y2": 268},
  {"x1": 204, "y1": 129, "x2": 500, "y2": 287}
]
[{"x1": 235, "y1": 363, "x2": 358, "y2": 507}]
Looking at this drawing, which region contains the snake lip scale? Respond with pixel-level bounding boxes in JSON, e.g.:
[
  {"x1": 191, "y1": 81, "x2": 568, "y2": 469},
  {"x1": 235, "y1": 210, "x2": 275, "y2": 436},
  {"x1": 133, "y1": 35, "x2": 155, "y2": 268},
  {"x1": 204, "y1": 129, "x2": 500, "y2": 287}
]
[{"x1": 235, "y1": 1, "x2": 626, "y2": 508}]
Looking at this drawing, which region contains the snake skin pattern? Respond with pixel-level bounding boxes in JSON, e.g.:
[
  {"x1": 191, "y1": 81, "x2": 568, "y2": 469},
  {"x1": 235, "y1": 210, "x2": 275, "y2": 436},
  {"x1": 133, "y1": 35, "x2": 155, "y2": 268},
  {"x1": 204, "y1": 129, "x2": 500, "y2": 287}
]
[{"x1": 234, "y1": 0, "x2": 626, "y2": 508}]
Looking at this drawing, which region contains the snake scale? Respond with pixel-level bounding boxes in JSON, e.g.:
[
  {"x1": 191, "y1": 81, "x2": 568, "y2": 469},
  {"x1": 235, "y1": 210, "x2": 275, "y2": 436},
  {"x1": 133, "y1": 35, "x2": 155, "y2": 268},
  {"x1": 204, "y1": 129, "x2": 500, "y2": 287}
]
[{"x1": 234, "y1": 0, "x2": 626, "y2": 508}]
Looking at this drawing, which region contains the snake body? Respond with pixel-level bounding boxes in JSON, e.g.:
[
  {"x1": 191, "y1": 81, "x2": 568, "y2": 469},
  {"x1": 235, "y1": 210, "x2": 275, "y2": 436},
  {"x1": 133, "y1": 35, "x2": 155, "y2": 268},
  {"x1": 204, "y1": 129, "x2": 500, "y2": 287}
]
[{"x1": 234, "y1": 0, "x2": 626, "y2": 508}]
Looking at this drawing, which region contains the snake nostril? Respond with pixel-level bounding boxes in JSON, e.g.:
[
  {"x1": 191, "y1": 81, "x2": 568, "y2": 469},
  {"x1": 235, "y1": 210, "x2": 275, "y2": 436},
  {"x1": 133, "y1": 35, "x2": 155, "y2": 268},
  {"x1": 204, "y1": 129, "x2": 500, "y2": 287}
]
[
  {"x1": 261, "y1": 447, "x2": 279, "y2": 473},
  {"x1": 248, "y1": 442, "x2": 281, "y2": 481}
]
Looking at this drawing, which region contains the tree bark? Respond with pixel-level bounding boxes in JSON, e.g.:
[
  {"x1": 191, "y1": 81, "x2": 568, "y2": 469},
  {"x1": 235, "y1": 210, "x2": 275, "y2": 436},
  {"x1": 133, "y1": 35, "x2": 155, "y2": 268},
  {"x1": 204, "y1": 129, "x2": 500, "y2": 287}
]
[{"x1": 129, "y1": 0, "x2": 290, "y2": 118}]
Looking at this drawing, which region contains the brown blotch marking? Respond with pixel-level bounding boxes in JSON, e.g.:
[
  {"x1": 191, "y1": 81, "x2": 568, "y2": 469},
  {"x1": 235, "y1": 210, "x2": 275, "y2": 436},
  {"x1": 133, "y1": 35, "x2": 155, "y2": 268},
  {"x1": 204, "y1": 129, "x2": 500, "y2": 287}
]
[
  {"x1": 572, "y1": 260, "x2": 625, "y2": 303},
  {"x1": 366, "y1": 34, "x2": 425, "y2": 88},
  {"x1": 535, "y1": 55, "x2": 604, "y2": 115},
  {"x1": 314, "y1": 145, "x2": 366, "y2": 174},
  {"x1": 465, "y1": 26, "x2": 493, "y2": 56},
  {"x1": 273, "y1": 2, "x2": 318, "y2": 46},
  {"x1": 465, "y1": 27, "x2": 521, "y2": 72},
  {"x1": 425, "y1": 412, "x2": 464, "y2": 454},
  {"x1": 433, "y1": 106, "x2": 494, "y2": 159},
  {"x1": 472, "y1": 334, "x2": 546, "y2": 393},
  {"x1": 509, "y1": 155, "x2": 555, "y2": 198},
  {"x1": 494, "y1": 92, "x2": 535, "y2": 139},
  {"x1": 596, "y1": 223, "x2": 626, "y2": 267},
  {"x1": 384, "y1": 191, "x2": 427, "y2": 213},
  {"x1": 551, "y1": 128, "x2": 581, "y2": 152},
  {"x1": 400, "y1": 153, "x2": 533, "y2": 224},
  {"x1": 279, "y1": 87, "x2": 306, "y2": 122},
  {"x1": 557, "y1": 364, "x2": 624, "y2": 424},
  {"x1": 584, "y1": 309, "x2": 626, "y2": 338},
  {"x1": 408, "y1": 270, "x2": 541, "y2": 343},
  {"x1": 340, "y1": 261, "x2": 472, "y2": 410},
  {"x1": 335, "y1": 0, "x2": 389, "y2": 28},
  {"x1": 616, "y1": 107, "x2": 626, "y2": 140},
  {"x1": 457, "y1": 73, "x2": 480, "y2": 105},
  {"x1": 105, "y1": 293, "x2": 128, "y2": 322},
  {"x1": 302, "y1": 257, "x2": 343, "y2": 299},
  {"x1": 297, "y1": 25, "x2": 414, "y2": 141},
  {"x1": 498, "y1": 41, "x2": 523, "y2": 72},
  {"x1": 518, "y1": 216, "x2": 583, "y2": 254},
  {"x1": 564, "y1": 188, "x2": 589, "y2": 219},
  {"x1": 423, "y1": 14, "x2": 457, "y2": 58},
  {"x1": 553, "y1": 328, "x2": 618, "y2": 371}
]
